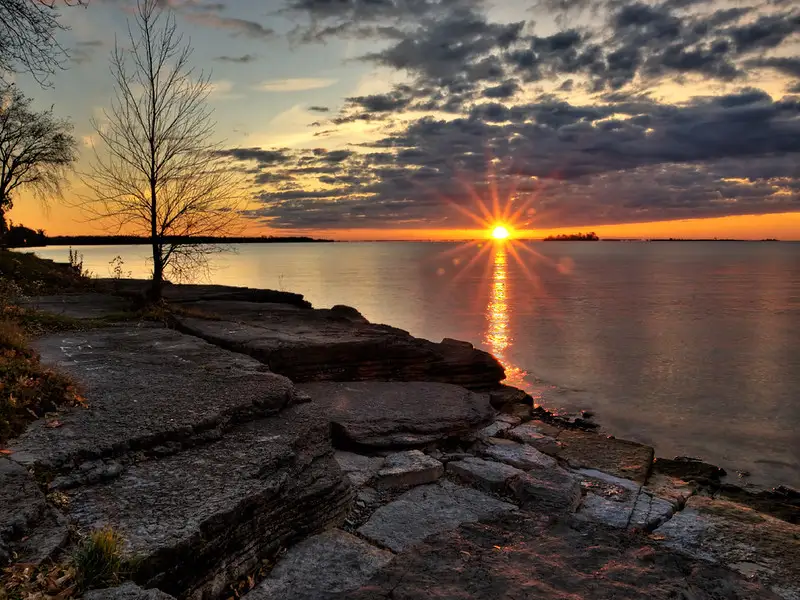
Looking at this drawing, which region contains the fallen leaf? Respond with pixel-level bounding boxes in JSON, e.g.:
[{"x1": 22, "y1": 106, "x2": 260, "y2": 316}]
[
  {"x1": 45, "y1": 420, "x2": 63, "y2": 429},
  {"x1": 0, "y1": 449, "x2": 12, "y2": 455}
]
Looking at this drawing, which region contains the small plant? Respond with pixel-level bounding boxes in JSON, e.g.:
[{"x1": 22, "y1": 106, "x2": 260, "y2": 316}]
[
  {"x1": 71, "y1": 527, "x2": 128, "y2": 592},
  {"x1": 67, "y1": 248, "x2": 92, "y2": 279},
  {"x1": 108, "y1": 255, "x2": 131, "y2": 281}
]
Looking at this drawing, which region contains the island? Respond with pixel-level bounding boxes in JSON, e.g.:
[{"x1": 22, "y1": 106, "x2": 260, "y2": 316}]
[{"x1": 543, "y1": 232, "x2": 600, "y2": 241}]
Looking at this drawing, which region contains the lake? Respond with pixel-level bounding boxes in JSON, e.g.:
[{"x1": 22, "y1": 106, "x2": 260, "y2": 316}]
[{"x1": 30, "y1": 241, "x2": 800, "y2": 490}]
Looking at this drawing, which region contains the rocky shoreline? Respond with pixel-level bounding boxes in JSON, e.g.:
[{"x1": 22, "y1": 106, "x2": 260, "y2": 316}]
[{"x1": 2, "y1": 281, "x2": 798, "y2": 599}]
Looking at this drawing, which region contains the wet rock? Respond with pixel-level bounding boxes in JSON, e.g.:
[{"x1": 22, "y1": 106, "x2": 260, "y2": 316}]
[
  {"x1": 655, "y1": 495, "x2": 800, "y2": 599},
  {"x1": 343, "y1": 512, "x2": 779, "y2": 600},
  {"x1": 447, "y1": 457, "x2": 525, "y2": 493},
  {"x1": 176, "y1": 301, "x2": 504, "y2": 390},
  {"x1": 85, "y1": 582, "x2": 175, "y2": 600},
  {"x1": 480, "y1": 441, "x2": 558, "y2": 471},
  {"x1": 357, "y1": 480, "x2": 517, "y2": 552},
  {"x1": 500, "y1": 402, "x2": 533, "y2": 421},
  {"x1": 244, "y1": 529, "x2": 392, "y2": 600},
  {"x1": 488, "y1": 385, "x2": 531, "y2": 408},
  {"x1": 556, "y1": 430, "x2": 654, "y2": 484},
  {"x1": 335, "y1": 452, "x2": 385, "y2": 487},
  {"x1": 11, "y1": 327, "x2": 296, "y2": 476},
  {"x1": 299, "y1": 382, "x2": 494, "y2": 450},
  {"x1": 495, "y1": 414, "x2": 522, "y2": 425},
  {"x1": 716, "y1": 484, "x2": 800, "y2": 525},
  {"x1": 373, "y1": 450, "x2": 443, "y2": 490},
  {"x1": 507, "y1": 468, "x2": 582, "y2": 513},
  {"x1": 64, "y1": 403, "x2": 352, "y2": 600},
  {"x1": 645, "y1": 472, "x2": 696, "y2": 507},
  {"x1": 0, "y1": 457, "x2": 67, "y2": 565},
  {"x1": 653, "y1": 457, "x2": 726, "y2": 484},
  {"x1": 506, "y1": 422, "x2": 560, "y2": 454}
]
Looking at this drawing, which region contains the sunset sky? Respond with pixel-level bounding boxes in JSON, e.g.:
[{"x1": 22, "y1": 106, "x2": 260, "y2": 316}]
[{"x1": 7, "y1": 0, "x2": 800, "y2": 240}]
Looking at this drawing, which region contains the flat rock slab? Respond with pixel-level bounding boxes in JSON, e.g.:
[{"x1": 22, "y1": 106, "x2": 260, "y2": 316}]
[
  {"x1": 244, "y1": 529, "x2": 392, "y2": 600},
  {"x1": 655, "y1": 495, "x2": 800, "y2": 599},
  {"x1": 343, "y1": 513, "x2": 780, "y2": 599},
  {"x1": 480, "y1": 441, "x2": 558, "y2": 471},
  {"x1": 176, "y1": 301, "x2": 504, "y2": 390},
  {"x1": 507, "y1": 468, "x2": 583, "y2": 513},
  {"x1": 65, "y1": 402, "x2": 352, "y2": 600},
  {"x1": 373, "y1": 450, "x2": 443, "y2": 490},
  {"x1": 505, "y1": 422, "x2": 561, "y2": 454},
  {"x1": 9, "y1": 327, "x2": 296, "y2": 476},
  {"x1": 556, "y1": 430, "x2": 654, "y2": 484},
  {"x1": 85, "y1": 583, "x2": 176, "y2": 600},
  {"x1": 335, "y1": 452, "x2": 385, "y2": 487},
  {"x1": 22, "y1": 293, "x2": 133, "y2": 319},
  {"x1": 447, "y1": 457, "x2": 524, "y2": 493},
  {"x1": 357, "y1": 480, "x2": 517, "y2": 552},
  {"x1": 299, "y1": 382, "x2": 494, "y2": 450}
]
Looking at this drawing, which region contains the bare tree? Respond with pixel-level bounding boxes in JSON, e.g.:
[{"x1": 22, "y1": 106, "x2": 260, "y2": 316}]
[
  {"x1": 0, "y1": 0, "x2": 88, "y2": 87},
  {"x1": 84, "y1": 0, "x2": 243, "y2": 300},
  {"x1": 0, "y1": 86, "x2": 77, "y2": 243}
]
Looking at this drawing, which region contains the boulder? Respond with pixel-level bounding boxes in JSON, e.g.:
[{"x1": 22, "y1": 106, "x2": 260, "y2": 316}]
[
  {"x1": 85, "y1": 583, "x2": 176, "y2": 600},
  {"x1": 357, "y1": 480, "x2": 517, "y2": 552},
  {"x1": 507, "y1": 469, "x2": 583, "y2": 513},
  {"x1": 506, "y1": 422, "x2": 561, "y2": 454},
  {"x1": 555, "y1": 430, "x2": 654, "y2": 484},
  {"x1": 480, "y1": 441, "x2": 558, "y2": 471},
  {"x1": 11, "y1": 327, "x2": 297, "y2": 478},
  {"x1": 334, "y1": 452, "x2": 385, "y2": 487},
  {"x1": 243, "y1": 529, "x2": 392, "y2": 600},
  {"x1": 64, "y1": 403, "x2": 352, "y2": 600},
  {"x1": 343, "y1": 513, "x2": 780, "y2": 599},
  {"x1": 476, "y1": 420, "x2": 514, "y2": 439},
  {"x1": 299, "y1": 382, "x2": 494, "y2": 450},
  {"x1": 372, "y1": 450, "x2": 444, "y2": 490},
  {"x1": 655, "y1": 495, "x2": 800, "y2": 599},
  {"x1": 447, "y1": 457, "x2": 525, "y2": 493},
  {"x1": 175, "y1": 301, "x2": 505, "y2": 390}
]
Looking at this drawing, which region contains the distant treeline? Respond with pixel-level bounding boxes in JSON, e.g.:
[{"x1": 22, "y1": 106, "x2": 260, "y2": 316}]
[
  {"x1": 3, "y1": 225, "x2": 332, "y2": 248},
  {"x1": 543, "y1": 232, "x2": 600, "y2": 241}
]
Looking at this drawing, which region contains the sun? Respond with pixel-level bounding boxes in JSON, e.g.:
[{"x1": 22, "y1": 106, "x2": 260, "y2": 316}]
[{"x1": 491, "y1": 225, "x2": 510, "y2": 240}]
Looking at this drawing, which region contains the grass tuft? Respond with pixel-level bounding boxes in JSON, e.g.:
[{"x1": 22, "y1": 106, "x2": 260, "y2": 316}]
[{"x1": 71, "y1": 527, "x2": 128, "y2": 592}]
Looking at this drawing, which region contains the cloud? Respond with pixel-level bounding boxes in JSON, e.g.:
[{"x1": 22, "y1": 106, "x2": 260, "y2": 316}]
[
  {"x1": 308, "y1": 105, "x2": 330, "y2": 112},
  {"x1": 256, "y1": 78, "x2": 337, "y2": 92},
  {"x1": 214, "y1": 54, "x2": 258, "y2": 63},
  {"x1": 181, "y1": 12, "x2": 274, "y2": 38}
]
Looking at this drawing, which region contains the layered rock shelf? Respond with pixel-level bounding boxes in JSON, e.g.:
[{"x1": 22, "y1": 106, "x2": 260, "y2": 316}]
[{"x1": 1, "y1": 285, "x2": 798, "y2": 600}]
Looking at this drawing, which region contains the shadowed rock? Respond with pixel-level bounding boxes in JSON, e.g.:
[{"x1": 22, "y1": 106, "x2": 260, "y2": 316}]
[
  {"x1": 21, "y1": 294, "x2": 133, "y2": 319},
  {"x1": 175, "y1": 301, "x2": 505, "y2": 390},
  {"x1": 243, "y1": 529, "x2": 392, "y2": 600},
  {"x1": 343, "y1": 513, "x2": 781, "y2": 599},
  {"x1": 447, "y1": 457, "x2": 525, "y2": 493},
  {"x1": 373, "y1": 450, "x2": 444, "y2": 490},
  {"x1": 85, "y1": 583, "x2": 176, "y2": 600},
  {"x1": 556, "y1": 430, "x2": 654, "y2": 484},
  {"x1": 299, "y1": 382, "x2": 495, "y2": 450},
  {"x1": 10, "y1": 326, "x2": 297, "y2": 478}
]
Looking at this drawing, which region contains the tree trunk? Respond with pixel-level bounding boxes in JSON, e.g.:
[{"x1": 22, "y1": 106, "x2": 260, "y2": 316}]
[
  {"x1": 150, "y1": 242, "x2": 163, "y2": 302},
  {"x1": 0, "y1": 206, "x2": 7, "y2": 249}
]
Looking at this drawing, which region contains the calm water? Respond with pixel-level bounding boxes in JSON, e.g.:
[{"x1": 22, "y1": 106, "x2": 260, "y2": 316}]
[{"x1": 31, "y1": 241, "x2": 800, "y2": 489}]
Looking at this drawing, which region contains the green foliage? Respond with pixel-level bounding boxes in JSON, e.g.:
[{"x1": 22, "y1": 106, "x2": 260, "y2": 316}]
[{"x1": 71, "y1": 527, "x2": 129, "y2": 592}]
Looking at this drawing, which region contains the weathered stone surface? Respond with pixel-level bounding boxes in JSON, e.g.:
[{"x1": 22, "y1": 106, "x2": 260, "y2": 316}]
[
  {"x1": 488, "y1": 385, "x2": 531, "y2": 408},
  {"x1": 357, "y1": 480, "x2": 517, "y2": 552},
  {"x1": 652, "y1": 456, "x2": 726, "y2": 484},
  {"x1": 176, "y1": 301, "x2": 504, "y2": 390},
  {"x1": 556, "y1": 430, "x2": 654, "y2": 484},
  {"x1": 343, "y1": 513, "x2": 780, "y2": 599},
  {"x1": 506, "y1": 422, "x2": 560, "y2": 454},
  {"x1": 244, "y1": 529, "x2": 392, "y2": 600},
  {"x1": 65, "y1": 403, "x2": 352, "y2": 600},
  {"x1": 0, "y1": 457, "x2": 67, "y2": 565},
  {"x1": 22, "y1": 293, "x2": 133, "y2": 319},
  {"x1": 10, "y1": 327, "x2": 296, "y2": 478},
  {"x1": 335, "y1": 452, "x2": 385, "y2": 487},
  {"x1": 480, "y1": 441, "x2": 558, "y2": 471},
  {"x1": 447, "y1": 457, "x2": 524, "y2": 493},
  {"x1": 373, "y1": 450, "x2": 443, "y2": 490},
  {"x1": 299, "y1": 382, "x2": 494, "y2": 449},
  {"x1": 655, "y1": 495, "x2": 800, "y2": 599},
  {"x1": 578, "y1": 492, "x2": 674, "y2": 531},
  {"x1": 507, "y1": 468, "x2": 582, "y2": 513},
  {"x1": 476, "y1": 420, "x2": 513, "y2": 439},
  {"x1": 85, "y1": 582, "x2": 176, "y2": 600}
]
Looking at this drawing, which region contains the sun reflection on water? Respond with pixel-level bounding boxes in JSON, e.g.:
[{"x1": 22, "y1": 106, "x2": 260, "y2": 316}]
[{"x1": 484, "y1": 243, "x2": 527, "y2": 389}]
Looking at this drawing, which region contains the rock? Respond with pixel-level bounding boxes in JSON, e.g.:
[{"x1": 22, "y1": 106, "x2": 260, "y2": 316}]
[
  {"x1": 505, "y1": 422, "x2": 561, "y2": 454},
  {"x1": 343, "y1": 512, "x2": 779, "y2": 599},
  {"x1": 335, "y1": 452, "x2": 385, "y2": 487},
  {"x1": 10, "y1": 327, "x2": 297, "y2": 478},
  {"x1": 64, "y1": 403, "x2": 352, "y2": 600},
  {"x1": 507, "y1": 469, "x2": 582, "y2": 513},
  {"x1": 0, "y1": 457, "x2": 67, "y2": 565},
  {"x1": 645, "y1": 472, "x2": 696, "y2": 507},
  {"x1": 653, "y1": 457, "x2": 726, "y2": 484},
  {"x1": 556, "y1": 430, "x2": 654, "y2": 484},
  {"x1": 357, "y1": 480, "x2": 517, "y2": 552},
  {"x1": 480, "y1": 441, "x2": 558, "y2": 471},
  {"x1": 85, "y1": 582, "x2": 176, "y2": 600},
  {"x1": 488, "y1": 385, "x2": 531, "y2": 408},
  {"x1": 476, "y1": 420, "x2": 513, "y2": 439},
  {"x1": 716, "y1": 484, "x2": 799, "y2": 525},
  {"x1": 373, "y1": 450, "x2": 444, "y2": 490},
  {"x1": 500, "y1": 402, "x2": 533, "y2": 421},
  {"x1": 495, "y1": 414, "x2": 522, "y2": 425},
  {"x1": 447, "y1": 457, "x2": 525, "y2": 493},
  {"x1": 655, "y1": 495, "x2": 800, "y2": 599},
  {"x1": 22, "y1": 293, "x2": 134, "y2": 319},
  {"x1": 578, "y1": 492, "x2": 674, "y2": 531},
  {"x1": 299, "y1": 382, "x2": 494, "y2": 450},
  {"x1": 244, "y1": 529, "x2": 392, "y2": 600},
  {"x1": 176, "y1": 301, "x2": 505, "y2": 390}
]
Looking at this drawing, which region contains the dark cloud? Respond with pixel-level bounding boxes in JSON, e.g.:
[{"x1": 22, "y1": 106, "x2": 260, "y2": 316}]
[
  {"x1": 215, "y1": 147, "x2": 291, "y2": 165},
  {"x1": 214, "y1": 54, "x2": 258, "y2": 63},
  {"x1": 308, "y1": 105, "x2": 330, "y2": 112}
]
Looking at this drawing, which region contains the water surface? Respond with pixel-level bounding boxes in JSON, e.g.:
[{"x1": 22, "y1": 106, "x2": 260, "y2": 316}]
[{"x1": 31, "y1": 241, "x2": 800, "y2": 489}]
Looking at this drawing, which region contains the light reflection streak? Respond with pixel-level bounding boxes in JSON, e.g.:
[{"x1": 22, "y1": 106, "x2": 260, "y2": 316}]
[{"x1": 484, "y1": 242, "x2": 527, "y2": 389}]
